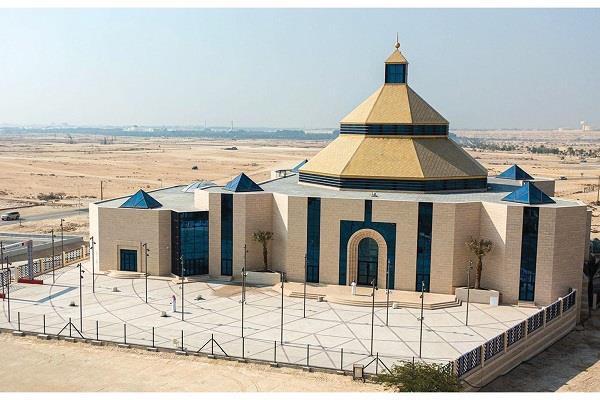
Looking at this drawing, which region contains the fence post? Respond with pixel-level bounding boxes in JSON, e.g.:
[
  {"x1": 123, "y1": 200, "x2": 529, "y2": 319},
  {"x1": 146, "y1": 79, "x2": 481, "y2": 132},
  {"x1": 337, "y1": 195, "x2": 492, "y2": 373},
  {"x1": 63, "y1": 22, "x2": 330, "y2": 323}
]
[
  {"x1": 96, "y1": 320, "x2": 99, "y2": 341},
  {"x1": 524, "y1": 319, "x2": 529, "y2": 339},
  {"x1": 43, "y1": 314, "x2": 46, "y2": 335},
  {"x1": 69, "y1": 317, "x2": 72, "y2": 337},
  {"x1": 542, "y1": 307, "x2": 547, "y2": 327},
  {"x1": 181, "y1": 330, "x2": 184, "y2": 351},
  {"x1": 480, "y1": 345, "x2": 485, "y2": 368},
  {"x1": 306, "y1": 344, "x2": 310, "y2": 367},
  {"x1": 211, "y1": 333, "x2": 214, "y2": 355},
  {"x1": 503, "y1": 329, "x2": 508, "y2": 352},
  {"x1": 375, "y1": 352, "x2": 379, "y2": 375},
  {"x1": 18, "y1": 311, "x2": 21, "y2": 331},
  {"x1": 152, "y1": 327, "x2": 155, "y2": 348},
  {"x1": 242, "y1": 336, "x2": 245, "y2": 359},
  {"x1": 559, "y1": 297, "x2": 564, "y2": 317},
  {"x1": 274, "y1": 340, "x2": 277, "y2": 363},
  {"x1": 124, "y1": 324, "x2": 127, "y2": 344}
]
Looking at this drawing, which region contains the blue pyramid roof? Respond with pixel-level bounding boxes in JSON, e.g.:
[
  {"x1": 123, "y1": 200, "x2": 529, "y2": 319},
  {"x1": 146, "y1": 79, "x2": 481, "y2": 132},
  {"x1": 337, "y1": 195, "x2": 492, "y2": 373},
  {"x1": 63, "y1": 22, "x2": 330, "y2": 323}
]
[
  {"x1": 224, "y1": 173, "x2": 263, "y2": 193},
  {"x1": 120, "y1": 189, "x2": 162, "y2": 209},
  {"x1": 291, "y1": 159, "x2": 308, "y2": 172},
  {"x1": 502, "y1": 182, "x2": 555, "y2": 205},
  {"x1": 497, "y1": 164, "x2": 533, "y2": 181}
]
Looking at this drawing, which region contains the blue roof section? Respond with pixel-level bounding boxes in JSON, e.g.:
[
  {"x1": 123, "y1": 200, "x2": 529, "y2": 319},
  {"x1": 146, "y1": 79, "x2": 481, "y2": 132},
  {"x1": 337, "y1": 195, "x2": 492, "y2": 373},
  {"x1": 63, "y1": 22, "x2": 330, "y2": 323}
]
[
  {"x1": 497, "y1": 164, "x2": 533, "y2": 181},
  {"x1": 120, "y1": 189, "x2": 163, "y2": 209},
  {"x1": 502, "y1": 181, "x2": 555, "y2": 205},
  {"x1": 224, "y1": 173, "x2": 263, "y2": 193},
  {"x1": 291, "y1": 159, "x2": 308, "y2": 172}
]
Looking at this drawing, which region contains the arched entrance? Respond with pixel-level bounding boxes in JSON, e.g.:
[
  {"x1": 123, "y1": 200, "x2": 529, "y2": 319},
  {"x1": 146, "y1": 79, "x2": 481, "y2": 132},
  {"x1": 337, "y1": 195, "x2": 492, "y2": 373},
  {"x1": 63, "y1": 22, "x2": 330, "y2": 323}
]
[
  {"x1": 357, "y1": 237, "x2": 378, "y2": 286},
  {"x1": 346, "y1": 229, "x2": 388, "y2": 288}
]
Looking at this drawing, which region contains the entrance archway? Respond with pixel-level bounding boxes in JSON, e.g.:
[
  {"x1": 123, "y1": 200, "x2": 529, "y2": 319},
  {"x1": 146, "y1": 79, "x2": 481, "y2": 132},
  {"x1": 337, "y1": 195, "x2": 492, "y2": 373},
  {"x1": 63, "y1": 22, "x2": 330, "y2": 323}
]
[
  {"x1": 357, "y1": 237, "x2": 378, "y2": 286},
  {"x1": 346, "y1": 229, "x2": 388, "y2": 288}
]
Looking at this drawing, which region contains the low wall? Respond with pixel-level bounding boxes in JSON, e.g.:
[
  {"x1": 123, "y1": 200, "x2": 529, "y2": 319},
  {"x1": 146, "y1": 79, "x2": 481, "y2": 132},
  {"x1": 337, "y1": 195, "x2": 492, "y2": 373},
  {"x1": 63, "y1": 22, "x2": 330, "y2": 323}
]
[
  {"x1": 245, "y1": 271, "x2": 281, "y2": 286},
  {"x1": 454, "y1": 289, "x2": 578, "y2": 390}
]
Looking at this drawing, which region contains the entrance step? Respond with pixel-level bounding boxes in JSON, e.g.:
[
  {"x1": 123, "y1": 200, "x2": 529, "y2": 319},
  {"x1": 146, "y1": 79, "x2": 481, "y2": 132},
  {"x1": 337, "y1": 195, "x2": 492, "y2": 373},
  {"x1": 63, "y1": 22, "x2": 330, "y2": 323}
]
[{"x1": 107, "y1": 270, "x2": 146, "y2": 279}]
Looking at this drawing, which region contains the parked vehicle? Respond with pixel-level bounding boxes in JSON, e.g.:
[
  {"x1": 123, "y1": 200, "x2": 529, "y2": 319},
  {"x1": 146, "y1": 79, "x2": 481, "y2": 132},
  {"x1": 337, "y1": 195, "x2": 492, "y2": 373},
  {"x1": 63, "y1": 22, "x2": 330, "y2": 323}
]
[{"x1": 1, "y1": 211, "x2": 20, "y2": 221}]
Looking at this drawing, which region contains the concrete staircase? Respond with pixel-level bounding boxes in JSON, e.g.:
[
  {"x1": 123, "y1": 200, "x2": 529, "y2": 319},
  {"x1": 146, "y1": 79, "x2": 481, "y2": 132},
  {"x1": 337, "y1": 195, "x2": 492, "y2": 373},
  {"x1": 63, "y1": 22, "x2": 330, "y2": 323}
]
[{"x1": 106, "y1": 270, "x2": 146, "y2": 279}]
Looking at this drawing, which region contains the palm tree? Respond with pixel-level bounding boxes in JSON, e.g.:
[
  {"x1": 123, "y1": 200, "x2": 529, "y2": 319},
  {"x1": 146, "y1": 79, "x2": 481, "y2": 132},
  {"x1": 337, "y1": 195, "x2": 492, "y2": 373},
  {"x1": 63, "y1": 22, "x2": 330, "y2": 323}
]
[
  {"x1": 253, "y1": 230, "x2": 273, "y2": 271},
  {"x1": 466, "y1": 237, "x2": 493, "y2": 290},
  {"x1": 584, "y1": 254, "x2": 600, "y2": 318}
]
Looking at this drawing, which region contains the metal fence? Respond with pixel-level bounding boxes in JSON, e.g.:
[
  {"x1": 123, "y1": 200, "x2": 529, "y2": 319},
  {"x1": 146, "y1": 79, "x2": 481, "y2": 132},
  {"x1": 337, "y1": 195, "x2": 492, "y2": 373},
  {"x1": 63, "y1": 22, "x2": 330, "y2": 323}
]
[
  {"x1": 0, "y1": 310, "x2": 452, "y2": 376},
  {"x1": 6, "y1": 246, "x2": 88, "y2": 282},
  {"x1": 454, "y1": 288, "x2": 578, "y2": 378}
]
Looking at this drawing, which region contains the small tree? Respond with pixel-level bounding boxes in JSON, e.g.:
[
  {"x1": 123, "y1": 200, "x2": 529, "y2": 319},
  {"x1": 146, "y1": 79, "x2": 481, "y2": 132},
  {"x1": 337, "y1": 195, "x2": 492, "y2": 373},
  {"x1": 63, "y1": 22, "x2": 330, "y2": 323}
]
[
  {"x1": 253, "y1": 230, "x2": 273, "y2": 271},
  {"x1": 466, "y1": 237, "x2": 493, "y2": 290},
  {"x1": 377, "y1": 361, "x2": 461, "y2": 392}
]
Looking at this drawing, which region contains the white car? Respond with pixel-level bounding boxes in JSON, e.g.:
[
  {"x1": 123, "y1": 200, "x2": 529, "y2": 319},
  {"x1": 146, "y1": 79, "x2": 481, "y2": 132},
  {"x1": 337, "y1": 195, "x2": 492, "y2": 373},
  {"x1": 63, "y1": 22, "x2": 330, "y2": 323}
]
[{"x1": 1, "y1": 211, "x2": 20, "y2": 221}]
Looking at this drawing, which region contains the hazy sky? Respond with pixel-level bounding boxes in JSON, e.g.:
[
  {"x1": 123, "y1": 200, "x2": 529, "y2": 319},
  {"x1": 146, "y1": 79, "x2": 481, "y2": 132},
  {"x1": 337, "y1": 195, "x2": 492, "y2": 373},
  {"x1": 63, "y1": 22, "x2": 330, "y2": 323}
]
[{"x1": 1, "y1": 8, "x2": 599, "y2": 129}]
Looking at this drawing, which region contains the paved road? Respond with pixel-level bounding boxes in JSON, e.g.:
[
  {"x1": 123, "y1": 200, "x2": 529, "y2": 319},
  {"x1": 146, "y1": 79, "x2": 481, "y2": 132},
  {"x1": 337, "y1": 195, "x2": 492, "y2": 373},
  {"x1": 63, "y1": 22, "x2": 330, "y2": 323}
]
[{"x1": 0, "y1": 208, "x2": 88, "y2": 227}]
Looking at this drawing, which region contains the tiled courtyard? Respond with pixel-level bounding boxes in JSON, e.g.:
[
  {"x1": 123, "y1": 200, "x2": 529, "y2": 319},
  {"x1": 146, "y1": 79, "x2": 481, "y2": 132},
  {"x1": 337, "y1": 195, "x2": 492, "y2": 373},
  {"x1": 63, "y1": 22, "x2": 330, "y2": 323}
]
[{"x1": 0, "y1": 262, "x2": 538, "y2": 373}]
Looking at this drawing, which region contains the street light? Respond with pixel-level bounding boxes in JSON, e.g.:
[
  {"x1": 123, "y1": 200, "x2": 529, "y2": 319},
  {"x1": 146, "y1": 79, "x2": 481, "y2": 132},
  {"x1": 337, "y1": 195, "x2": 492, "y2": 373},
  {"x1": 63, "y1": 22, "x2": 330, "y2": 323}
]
[
  {"x1": 418, "y1": 280, "x2": 426, "y2": 358},
  {"x1": 4, "y1": 257, "x2": 11, "y2": 322},
  {"x1": 90, "y1": 236, "x2": 96, "y2": 293},
  {"x1": 279, "y1": 271, "x2": 285, "y2": 343},
  {"x1": 466, "y1": 261, "x2": 473, "y2": 326},
  {"x1": 241, "y1": 244, "x2": 248, "y2": 339},
  {"x1": 142, "y1": 243, "x2": 149, "y2": 303},
  {"x1": 385, "y1": 259, "x2": 391, "y2": 326},
  {"x1": 370, "y1": 278, "x2": 377, "y2": 356},
  {"x1": 303, "y1": 252, "x2": 307, "y2": 318},
  {"x1": 60, "y1": 218, "x2": 65, "y2": 268},
  {"x1": 78, "y1": 262, "x2": 85, "y2": 332},
  {"x1": 51, "y1": 229, "x2": 55, "y2": 283},
  {"x1": 180, "y1": 255, "x2": 185, "y2": 321}
]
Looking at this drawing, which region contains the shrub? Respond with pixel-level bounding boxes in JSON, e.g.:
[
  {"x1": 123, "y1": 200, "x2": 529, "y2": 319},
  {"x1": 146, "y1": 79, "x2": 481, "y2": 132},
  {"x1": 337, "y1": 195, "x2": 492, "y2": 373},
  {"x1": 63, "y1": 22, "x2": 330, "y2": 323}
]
[{"x1": 376, "y1": 361, "x2": 461, "y2": 392}]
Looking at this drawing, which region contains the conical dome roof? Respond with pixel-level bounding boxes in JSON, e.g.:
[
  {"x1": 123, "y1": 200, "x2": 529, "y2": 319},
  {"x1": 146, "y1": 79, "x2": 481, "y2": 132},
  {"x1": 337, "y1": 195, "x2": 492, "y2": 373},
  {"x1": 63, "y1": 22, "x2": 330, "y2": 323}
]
[{"x1": 299, "y1": 42, "x2": 487, "y2": 192}]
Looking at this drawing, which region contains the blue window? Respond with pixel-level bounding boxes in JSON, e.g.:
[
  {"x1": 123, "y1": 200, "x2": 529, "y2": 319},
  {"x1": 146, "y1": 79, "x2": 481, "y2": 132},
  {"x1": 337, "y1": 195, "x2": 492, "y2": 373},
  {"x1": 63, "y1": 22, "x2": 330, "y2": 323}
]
[
  {"x1": 221, "y1": 193, "x2": 233, "y2": 276},
  {"x1": 385, "y1": 64, "x2": 406, "y2": 84},
  {"x1": 519, "y1": 207, "x2": 539, "y2": 301},
  {"x1": 357, "y1": 237, "x2": 378, "y2": 286},
  {"x1": 364, "y1": 200, "x2": 372, "y2": 222},
  {"x1": 120, "y1": 249, "x2": 137, "y2": 272},
  {"x1": 171, "y1": 211, "x2": 209, "y2": 276},
  {"x1": 416, "y1": 203, "x2": 433, "y2": 292},
  {"x1": 306, "y1": 197, "x2": 321, "y2": 283}
]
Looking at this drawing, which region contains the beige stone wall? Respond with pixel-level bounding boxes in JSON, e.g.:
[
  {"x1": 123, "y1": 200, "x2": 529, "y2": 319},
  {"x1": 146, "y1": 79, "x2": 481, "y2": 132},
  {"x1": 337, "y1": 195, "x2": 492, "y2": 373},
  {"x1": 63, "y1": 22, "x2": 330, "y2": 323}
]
[
  {"x1": 208, "y1": 192, "x2": 222, "y2": 277},
  {"x1": 451, "y1": 202, "x2": 482, "y2": 290},
  {"x1": 94, "y1": 206, "x2": 171, "y2": 276},
  {"x1": 283, "y1": 196, "x2": 308, "y2": 282},
  {"x1": 236, "y1": 193, "x2": 273, "y2": 274},
  {"x1": 271, "y1": 193, "x2": 289, "y2": 272},
  {"x1": 89, "y1": 203, "x2": 100, "y2": 273},
  {"x1": 319, "y1": 198, "x2": 363, "y2": 284},
  {"x1": 372, "y1": 200, "x2": 418, "y2": 291},
  {"x1": 430, "y1": 203, "x2": 455, "y2": 294},
  {"x1": 194, "y1": 190, "x2": 210, "y2": 210}
]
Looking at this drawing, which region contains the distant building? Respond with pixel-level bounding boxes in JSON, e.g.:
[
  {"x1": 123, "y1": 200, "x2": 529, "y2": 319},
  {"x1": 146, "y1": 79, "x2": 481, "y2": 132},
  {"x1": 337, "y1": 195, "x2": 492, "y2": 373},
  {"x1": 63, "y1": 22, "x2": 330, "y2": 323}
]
[{"x1": 90, "y1": 42, "x2": 589, "y2": 307}]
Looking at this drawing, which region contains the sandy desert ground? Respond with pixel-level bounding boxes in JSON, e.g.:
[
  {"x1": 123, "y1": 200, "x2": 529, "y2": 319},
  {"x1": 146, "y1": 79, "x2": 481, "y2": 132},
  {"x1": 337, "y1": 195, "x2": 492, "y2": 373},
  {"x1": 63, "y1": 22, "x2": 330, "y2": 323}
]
[{"x1": 0, "y1": 131, "x2": 599, "y2": 238}]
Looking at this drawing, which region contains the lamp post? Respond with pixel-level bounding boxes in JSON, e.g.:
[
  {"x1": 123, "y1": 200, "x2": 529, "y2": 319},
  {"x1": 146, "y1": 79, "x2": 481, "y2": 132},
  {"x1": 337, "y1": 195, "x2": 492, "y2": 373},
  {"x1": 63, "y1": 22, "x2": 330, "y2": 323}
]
[
  {"x1": 303, "y1": 253, "x2": 307, "y2": 318},
  {"x1": 180, "y1": 255, "x2": 185, "y2": 321},
  {"x1": 385, "y1": 259, "x2": 390, "y2": 326},
  {"x1": 279, "y1": 271, "x2": 285, "y2": 343},
  {"x1": 418, "y1": 280, "x2": 425, "y2": 358},
  {"x1": 78, "y1": 262, "x2": 85, "y2": 332},
  {"x1": 5, "y1": 257, "x2": 10, "y2": 322},
  {"x1": 60, "y1": 218, "x2": 65, "y2": 268},
  {"x1": 0, "y1": 241, "x2": 3, "y2": 269},
  {"x1": 370, "y1": 278, "x2": 377, "y2": 356},
  {"x1": 241, "y1": 244, "x2": 248, "y2": 339},
  {"x1": 51, "y1": 229, "x2": 55, "y2": 283},
  {"x1": 90, "y1": 236, "x2": 96, "y2": 293},
  {"x1": 466, "y1": 261, "x2": 473, "y2": 326},
  {"x1": 142, "y1": 243, "x2": 149, "y2": 303}
]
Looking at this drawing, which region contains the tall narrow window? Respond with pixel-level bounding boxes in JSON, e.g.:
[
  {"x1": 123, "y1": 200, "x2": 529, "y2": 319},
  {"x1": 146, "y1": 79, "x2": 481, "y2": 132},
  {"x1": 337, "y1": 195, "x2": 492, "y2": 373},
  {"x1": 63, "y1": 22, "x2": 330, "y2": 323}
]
[
  {"x1": 416, "y1": 202, "x2": 433, "y2": 292},
  {"x1": 221, "y1": 194, "x2": 233, "y2": 276},
  {"x1": 519, "y1": 207, "x2": 539, "y2": 301},
  {"x1": 172, "y1": 211, "x2": 209, "y2": 276},
  {"x1": 306, "y1": 197, "x2": 321, "y2": 283}
]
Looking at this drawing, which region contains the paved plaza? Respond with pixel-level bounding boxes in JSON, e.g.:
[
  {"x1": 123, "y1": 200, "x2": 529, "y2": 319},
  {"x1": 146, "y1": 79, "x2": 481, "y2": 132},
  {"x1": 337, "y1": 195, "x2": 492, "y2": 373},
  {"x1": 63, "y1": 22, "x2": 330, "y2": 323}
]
[{"x1": 0, "y1": 262, "x2": 538, "y2": 373}]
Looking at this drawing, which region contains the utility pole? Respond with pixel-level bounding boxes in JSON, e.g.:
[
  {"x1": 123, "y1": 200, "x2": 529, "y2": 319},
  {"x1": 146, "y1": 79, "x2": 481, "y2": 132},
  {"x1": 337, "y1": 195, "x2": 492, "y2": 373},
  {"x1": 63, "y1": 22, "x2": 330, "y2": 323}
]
[
  {"x1": 418, "y1": 281, "x2": 425, "y2": 358},
  {"x1": 90, "y1": 236, "x2": 96, "y2": 293},
  {"x1": 180, "y1": 255, "x2": 185, "y2": 321},
  {"x1": 280, "y1": 271, "x2": 285, "y2": 343},
  {"x1": 100, "y1": 181, "x2": 104, "y2": 201},
  {"x1": 0, "y1": 241, "x2": 3, "y2": 269},
  {"x1": 466, "y1": 261, "x2": 473, "y2": 326},
  {"x1": 143, "y1": 243, "x2": 149, "y2": 303},
  {"x1": 303, "y1": 253, "x2": 307, "y2": 318},
  {"x1": 51, "y1": 230, "x2": 55, "y2": 283},
  {"x1": 596, "y1": 175, "x2": 599, "y2": 204},
  {"x1": 5, "y1": 257, "x2": 11, "y2": 322},
  {"x1": 370, "y1": 278, "x2": 377, "y2": 356}
]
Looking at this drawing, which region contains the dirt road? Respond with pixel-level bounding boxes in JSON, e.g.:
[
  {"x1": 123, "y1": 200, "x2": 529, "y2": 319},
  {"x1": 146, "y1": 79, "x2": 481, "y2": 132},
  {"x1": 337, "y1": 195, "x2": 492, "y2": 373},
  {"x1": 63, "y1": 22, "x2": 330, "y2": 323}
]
[{"x1": 0, "y1": 333, "x2": 382, "y2": 392}]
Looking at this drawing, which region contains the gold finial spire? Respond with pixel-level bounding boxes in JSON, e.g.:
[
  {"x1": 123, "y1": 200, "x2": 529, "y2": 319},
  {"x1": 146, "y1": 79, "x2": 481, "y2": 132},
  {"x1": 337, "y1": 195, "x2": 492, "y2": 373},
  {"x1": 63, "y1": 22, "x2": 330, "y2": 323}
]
[{"x1": 395, "y1": 33, "x2": 400, "y2": 49}]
